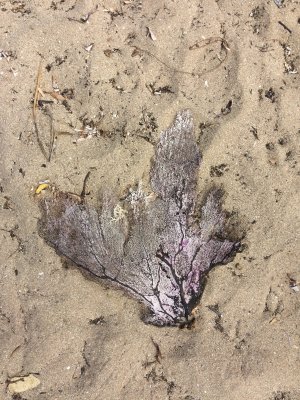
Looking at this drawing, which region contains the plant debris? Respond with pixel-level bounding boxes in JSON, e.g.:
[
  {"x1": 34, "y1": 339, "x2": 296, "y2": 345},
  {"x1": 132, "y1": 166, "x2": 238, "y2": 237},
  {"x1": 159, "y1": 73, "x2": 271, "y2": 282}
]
[
  {"x1": 132, "y1": 36, "x2": 229, "y2": 78},
  {"x1": 67, "y1": 5, "x2": 99, "y2": 23},
  {"x1": 146, "y1": 27, "x2": 157, "y2": 41},
  {"x1": 265, "y1": 88, "x2": 276, "y2": 102}
]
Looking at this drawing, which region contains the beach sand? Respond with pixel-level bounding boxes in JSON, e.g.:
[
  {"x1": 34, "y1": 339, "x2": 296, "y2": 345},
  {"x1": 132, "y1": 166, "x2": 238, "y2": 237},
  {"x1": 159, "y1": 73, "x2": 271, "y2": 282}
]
[{"x1": 0, "y1": 0, "x2": 299, "y2": 399}]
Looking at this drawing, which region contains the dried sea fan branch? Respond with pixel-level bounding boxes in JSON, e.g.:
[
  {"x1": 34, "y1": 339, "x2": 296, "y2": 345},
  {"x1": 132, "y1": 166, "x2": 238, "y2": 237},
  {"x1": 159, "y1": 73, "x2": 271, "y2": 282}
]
[{"x1": 38, "y1": 110, "x2": 239, "y2": 326}]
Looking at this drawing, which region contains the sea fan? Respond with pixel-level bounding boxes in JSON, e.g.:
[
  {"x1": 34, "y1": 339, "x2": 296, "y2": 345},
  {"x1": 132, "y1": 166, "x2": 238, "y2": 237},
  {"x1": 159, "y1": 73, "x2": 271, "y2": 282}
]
[{"x1": 38, "y1": 110, "x2": 239, "y2": 326}]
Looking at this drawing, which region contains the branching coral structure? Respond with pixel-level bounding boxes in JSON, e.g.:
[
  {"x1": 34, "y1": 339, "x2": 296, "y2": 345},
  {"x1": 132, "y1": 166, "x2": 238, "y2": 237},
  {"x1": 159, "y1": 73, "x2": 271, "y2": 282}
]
[{"x1": 38, "y1": 110, "x2": 239, "y2": 326}]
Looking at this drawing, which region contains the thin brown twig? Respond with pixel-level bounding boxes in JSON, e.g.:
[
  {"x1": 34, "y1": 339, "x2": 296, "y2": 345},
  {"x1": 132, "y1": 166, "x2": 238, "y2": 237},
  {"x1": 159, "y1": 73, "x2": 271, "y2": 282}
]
[
  {"x1": 80, "y1": 171, "x2": 91, "y2": 202},
  {"x1": 33, "y1": 60, "x2": 42, "y2": 119},
  {"x1": 46, "y1": 107, "x2": 55, "y2": 162},
  {"x1": 151, "y1": 337, "x2": 162, "y2": 364},
  {"x1": 132, "y1": 37, "x2": 229, "y2": 78},
  {"x1": 33, "y1": 61, "x2": 49, "y2": 161},
  {"x1": 33, "y1": 61, "x2": 57, "y2": 162}
]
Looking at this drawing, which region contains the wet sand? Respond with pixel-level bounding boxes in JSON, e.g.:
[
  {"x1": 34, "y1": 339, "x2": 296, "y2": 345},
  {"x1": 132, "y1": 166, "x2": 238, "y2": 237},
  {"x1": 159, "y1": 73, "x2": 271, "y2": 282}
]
[{"x1": 0, "y1": 1, "x2": 299, "y2": 399}]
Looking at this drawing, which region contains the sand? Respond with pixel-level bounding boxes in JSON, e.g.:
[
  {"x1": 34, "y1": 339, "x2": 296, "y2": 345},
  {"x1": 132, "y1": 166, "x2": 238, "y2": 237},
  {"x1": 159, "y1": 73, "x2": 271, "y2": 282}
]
[{"x1": 0, "y1": 0, "x2": 299, "y2": 399}]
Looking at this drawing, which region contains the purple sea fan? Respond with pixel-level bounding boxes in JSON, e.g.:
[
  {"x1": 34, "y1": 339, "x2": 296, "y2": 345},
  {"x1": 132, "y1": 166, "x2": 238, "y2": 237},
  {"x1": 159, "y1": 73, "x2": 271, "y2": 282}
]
[{"x1": 38, "y1": 110, "x2": 239, "y2": 326}]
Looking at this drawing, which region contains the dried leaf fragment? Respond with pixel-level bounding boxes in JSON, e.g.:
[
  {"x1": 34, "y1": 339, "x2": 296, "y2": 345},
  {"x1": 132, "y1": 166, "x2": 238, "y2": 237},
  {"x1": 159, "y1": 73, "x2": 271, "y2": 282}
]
[{"x1": 146, "y1": 27, "x2": 157, "y2": 41}]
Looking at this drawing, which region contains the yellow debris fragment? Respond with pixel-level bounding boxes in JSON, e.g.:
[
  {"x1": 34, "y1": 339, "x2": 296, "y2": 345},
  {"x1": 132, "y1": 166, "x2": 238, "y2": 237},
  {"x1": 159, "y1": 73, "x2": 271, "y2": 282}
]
[
  {"x1": 8, "y1": 374, "x2": 40, "y2": 394},
  {"x1": 35, "y1": 183, "x2": 49, "y2": 194}
]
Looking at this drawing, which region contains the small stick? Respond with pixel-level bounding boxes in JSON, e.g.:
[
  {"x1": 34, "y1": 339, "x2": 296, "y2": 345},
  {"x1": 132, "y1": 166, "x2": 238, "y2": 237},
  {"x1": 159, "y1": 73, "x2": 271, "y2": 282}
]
[
  {"x1": 151, "y1": 337, "x2": 162, "y2": 364},
  {"x1": 278, "y1": 21, "x2": 292, "y2": 34},
  {"x1": 47, "y1": 108, "x2": 55, "y2": 162},
  {"x1": 80, "y1": 171, "x2": 91, "y2": 201},
  {"x1": 33, "y1": 61, "x2": 49, "y2": 161},
  {"x1": 33, "y1": 60, "x2": 42, "y2": 119}
]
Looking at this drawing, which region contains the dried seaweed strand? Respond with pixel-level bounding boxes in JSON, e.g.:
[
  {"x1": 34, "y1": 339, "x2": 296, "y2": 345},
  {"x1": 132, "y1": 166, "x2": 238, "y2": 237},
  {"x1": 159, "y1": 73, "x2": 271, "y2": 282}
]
[{"x1": 132, "y1": 37, "x2": 229, "y2": 78}]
